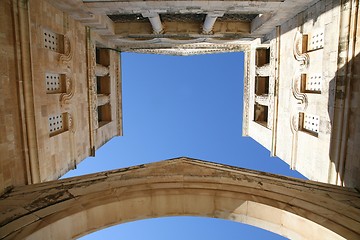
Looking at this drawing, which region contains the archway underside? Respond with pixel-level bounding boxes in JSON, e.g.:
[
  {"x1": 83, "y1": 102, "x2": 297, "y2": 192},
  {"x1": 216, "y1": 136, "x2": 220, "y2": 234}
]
[{"x1": 1, "y1": 158, "x2": 360, "y2": 239}]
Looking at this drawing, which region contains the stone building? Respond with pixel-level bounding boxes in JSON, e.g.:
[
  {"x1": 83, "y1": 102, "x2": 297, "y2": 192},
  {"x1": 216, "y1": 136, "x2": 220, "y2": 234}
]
[
  {"x1": 1, "y1": 0, "x2": 359, "y2": 194},
  {"x1": 242, "y1": 0, "x2": 360, "y2": 189},
  {"x1": 0, "y1": 0, "x2": 123, "y2": 192}
]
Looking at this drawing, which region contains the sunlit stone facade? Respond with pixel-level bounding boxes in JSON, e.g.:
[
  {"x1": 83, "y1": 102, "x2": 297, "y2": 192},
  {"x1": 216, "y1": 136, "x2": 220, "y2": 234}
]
[{"x1": 1, "y1": 0, "x2": 359, "y2": 193}]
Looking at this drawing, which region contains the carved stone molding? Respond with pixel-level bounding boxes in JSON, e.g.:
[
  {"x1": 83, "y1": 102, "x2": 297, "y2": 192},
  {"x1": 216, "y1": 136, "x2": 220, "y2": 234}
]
[
  {"x1": 289, "y1": 72, "x2": 308, "y2": 170},
  {"x1": 89, "y1": 42, "x2": 99, "y2": 129},
  {"x1": 291, "y1": 72, "x2": 308, "y2": 112},
  {"x1": 60, "y1": 76, "x2": 75, "y2": 107},
  {"x1": 116, "y1": 39, "x2": 248, "y2": 56},
  {"x1": 59, "y1": 34, "x2": 73, "y2": 66},
  {"x1": 289, "y1": 31, "x2": 311, "y2": 170},
  {"x1": 293, "y1": 31, "x2": 309, "y2": 69},
  {"x1": 68, "y1": 112, "x2": 76, "y2": 133},
  {"x1": 290, "y1": 72, "x2": 309, "y2": 133},
  {"x1": 290, "y1": 112, "x2": 299, "y2": 134},
  {"x1": 129, "y1": 47, "x2": 244, "y2": 56},
  {"x1": 242, "y1": 50, "x2": 251, "y2": 136}
]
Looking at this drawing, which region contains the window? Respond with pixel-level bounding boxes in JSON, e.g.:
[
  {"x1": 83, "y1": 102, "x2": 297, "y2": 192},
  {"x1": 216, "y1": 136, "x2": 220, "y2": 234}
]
[
  {"x1": 300, "y1": 74, "x2": 322, "y2": 93},
  {"x1": 255, "y1": 76, "x2": 269, "y2": 95},
  {"x1": 254, "y1": 103, "x2": 268, "y2": 127},
  {"x1": 299, "y1": 112, "x2": 319, "y2": 136},
  {"x1": 48, "y1": 113, "x2": 68, "y2": 136},
  {"x1": 98, "y1": 104, "x2": 112, "y2": 127},
  {"x1": 97, "y1": 76, "x2": 111, "y2": 95},
  {"x1": 43, "y1": 29, "x2": 64, "y2": 53},
  {"x1": 96, "y1": 48, "x2": 110, "y2": 67},
  {"x1": 95, "y1": 47, "x2": 111, "y2": 96},
  {"x1": 255, "y1": 48, "x2": 270, "y2": 67},
  {"x1": 95, "y1": 47, "x2": 112, "y2": 128},
  {"x1": 302, "y1": 29, "x2": 324, "y2": 52},
  {"x1": 45, "y1": 73, "x2": 66, "y2": 94}
]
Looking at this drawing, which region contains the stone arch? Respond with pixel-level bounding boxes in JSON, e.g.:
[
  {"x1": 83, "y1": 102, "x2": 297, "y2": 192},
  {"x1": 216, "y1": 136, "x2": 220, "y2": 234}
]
[{"x1": 1, "y1": 158, "x2": 360, "y2": 239}]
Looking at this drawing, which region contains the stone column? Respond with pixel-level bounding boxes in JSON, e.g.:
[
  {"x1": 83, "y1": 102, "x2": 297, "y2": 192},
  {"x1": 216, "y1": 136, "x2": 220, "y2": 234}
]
[
  {"x1": 202, "y1": 12, "x2": 224, "y2": 34},
  {"x1": 256, "y1": 64, "x2": 271, "y2": 76},
  {"x1": 142, "y1": 12, "x2": 163, "y2": 34},
  {"x1": 95, "y1": 64, "x2": 109, "y2": 76},
  {"x1": 97, "y1": 94, "x2": 110, "y2": 106}
]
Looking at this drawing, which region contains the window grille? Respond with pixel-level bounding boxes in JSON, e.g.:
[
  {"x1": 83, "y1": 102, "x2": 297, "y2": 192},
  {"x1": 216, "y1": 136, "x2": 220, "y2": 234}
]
[
  {"x1": 48, "y1": 113, "x2": 68, "y2": 136},
  {"x1": 306, "y1": 29, "x2": 324, "y2": 52},
  {"x1": 43, "y1": 29, "x2": 64, "y2": 53},
  {"x1": 45, "y1": 73, "x2": 65, "y2": 93},
  {"x1": 300, "y1": 113, "x2": 320, "y2": 136},
  {"x1": 301, "y1": 74, "x2": 322, "y2": 93}
]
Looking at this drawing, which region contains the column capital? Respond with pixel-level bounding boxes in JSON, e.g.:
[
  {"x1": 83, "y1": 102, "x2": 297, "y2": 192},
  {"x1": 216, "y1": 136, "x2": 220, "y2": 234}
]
[
  {"x1": 206, "y1": 11, "x2": 225, "y2": 18},
  {"x1": 141, "y1": 11, "x2": 159, "y2": 18}
]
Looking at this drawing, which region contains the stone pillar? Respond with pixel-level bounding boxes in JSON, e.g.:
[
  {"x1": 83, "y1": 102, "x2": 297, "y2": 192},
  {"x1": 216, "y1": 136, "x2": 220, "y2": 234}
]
[
  {"x1": 97, "y1": 94, "x2": 110, "y2": 106},
  {"x1": 142, "y1": 12, "x2": 163, "y2": 34},
  {"x1": 202, "y1": 12, "x2": 224, "y2": 34},
  {"x1": 95, "y1": 64, "x2": 109, "y2": 76},
  {"x1": 256, "y1": 64, "x2": 271, "y2": 76}
]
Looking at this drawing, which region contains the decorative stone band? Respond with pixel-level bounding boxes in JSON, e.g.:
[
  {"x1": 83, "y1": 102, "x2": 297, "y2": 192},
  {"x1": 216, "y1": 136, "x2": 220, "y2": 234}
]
[
  {"x1": 291, "y1": 72, "x2": 308, "y2": 112},
  {"x1": 59, "y1": 34, "x2": 73, "y2": 67},
  {"x1": 60, "y1": 77, "x2": 75, "y2": 107},
  {"x1": 86, "y1": 30, "x2": 98, "y2": 154},
  {"x1": 68, "y1": 112, "x2": 75, "y2": 133},
  {"x1": 289, "y1": 71, "x2": 309, "y2": 170}
]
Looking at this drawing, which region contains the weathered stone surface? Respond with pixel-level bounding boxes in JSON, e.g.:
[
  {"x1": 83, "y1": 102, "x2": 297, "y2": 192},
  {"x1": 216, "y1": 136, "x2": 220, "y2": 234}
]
[
  {"x1": 1, "y1": 157, "x2": 359, "y2": 240},
  {"x1": 0, "y1": 0, "x2": 123, "y2": 193}
]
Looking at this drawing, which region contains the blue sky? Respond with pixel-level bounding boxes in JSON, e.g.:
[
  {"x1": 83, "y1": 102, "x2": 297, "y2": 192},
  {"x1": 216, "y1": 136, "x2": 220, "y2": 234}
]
[{"x1": 64, "y1": 52, "x2": 304, "y2": 239}]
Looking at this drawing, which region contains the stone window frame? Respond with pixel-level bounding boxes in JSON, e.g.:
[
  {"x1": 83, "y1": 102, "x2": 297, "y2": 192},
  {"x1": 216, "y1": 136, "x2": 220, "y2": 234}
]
[
  {"x1": 43, "y1": 28, "x2": 64, "y2": 53},
  {"x1": 95, "y1": 47, "x2": 112, "y2": 128},
  {"x1": 298, "y1": 112, "x2": 320, "y2": 137},
  {"x1": 300, "y1": 74, "x2": 322, "y2": 94},
  {"x1": 48, "y1": 112, "x2": 69, "y2": 137},
  {"x1": 255, "y1": 76, "x2": 270, "y2": 96},
  {"x1": 255, "y1": 48, "x2": 270, "y2": 67},
  {"x1": 45, "y1": 73, "x2": 66, "y2": 94},
  {"x1": 253, "y1": 103, "x2": 269, "y2": 128}
]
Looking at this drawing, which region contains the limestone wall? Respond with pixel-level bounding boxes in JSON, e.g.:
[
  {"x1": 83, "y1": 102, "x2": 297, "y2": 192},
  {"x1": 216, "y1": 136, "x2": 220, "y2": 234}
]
[
  {"x1": 0, "y1": 0, "x2": 28, "y2": 192},
  {"x1": 0, "y1": 0, "x2": 122, "y2": 192},
  {"x1": 275, "y1": 0, "x2": 341, "y2": 183}
]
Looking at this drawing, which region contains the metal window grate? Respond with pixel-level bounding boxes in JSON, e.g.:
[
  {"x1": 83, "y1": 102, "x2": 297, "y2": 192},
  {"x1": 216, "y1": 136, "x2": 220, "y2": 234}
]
[
  {"x1": 304, "y1": 74, "x2": 322, "y2": 92},
  {"x1": 48, "y1": 114, "x2": 64, "y2": 134},
  {"x1": 302, "y1": 113, "x2": 320, "y2": 135},
  {"x1": 45, "y1": 73, "x2": 64, "y2": 93},
  {"x1": 307, "y1": 29, "x2": 324, "y2": 51},
  {"x1": 43, "y1": 29, "x2": 63, "y2": 53}
]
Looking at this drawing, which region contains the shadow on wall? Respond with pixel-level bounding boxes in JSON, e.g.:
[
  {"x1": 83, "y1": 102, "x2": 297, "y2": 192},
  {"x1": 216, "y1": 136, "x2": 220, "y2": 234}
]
[
  {"x1": 267, "y1": 0, "x2": 359, "y2": 189},
  {"x1": 328, "y1": 49, "x2": 360, "y2": 189},
  {"x1": 264, "y1": 0, "x2": 343, "y2": 43}
]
